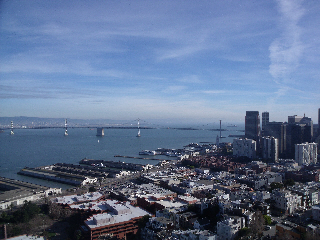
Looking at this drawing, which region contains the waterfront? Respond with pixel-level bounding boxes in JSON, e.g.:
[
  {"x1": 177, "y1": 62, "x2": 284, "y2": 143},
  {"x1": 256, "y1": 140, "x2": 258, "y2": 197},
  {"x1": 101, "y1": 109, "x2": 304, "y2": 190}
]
[{"x1": 0, "y1": 126, "x2": 244, "y2": 188}]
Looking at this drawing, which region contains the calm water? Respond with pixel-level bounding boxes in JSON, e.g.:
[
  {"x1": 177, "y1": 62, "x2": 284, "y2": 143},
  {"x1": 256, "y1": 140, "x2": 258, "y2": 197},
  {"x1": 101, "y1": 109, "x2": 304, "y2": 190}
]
[{"x1": 0, "y1": 126, "x2": 244, "y2": 188}]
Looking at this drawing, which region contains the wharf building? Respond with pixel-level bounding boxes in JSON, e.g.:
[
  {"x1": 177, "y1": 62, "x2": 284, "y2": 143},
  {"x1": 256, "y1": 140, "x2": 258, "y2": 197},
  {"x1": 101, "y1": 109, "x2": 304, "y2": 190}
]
[
  {"x1": 0, "y1": 177, "x2": 61, "y2": 210},
  {"x1": 295, "y1": 142, "x2": 318, "y2": 166}
]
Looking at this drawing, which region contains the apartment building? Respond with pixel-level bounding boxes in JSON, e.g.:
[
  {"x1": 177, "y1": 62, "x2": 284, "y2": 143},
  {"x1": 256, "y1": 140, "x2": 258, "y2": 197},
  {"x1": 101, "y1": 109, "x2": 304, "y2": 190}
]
[{"x1": 271, "y1": 189, "x2": 301, "y2": 214}]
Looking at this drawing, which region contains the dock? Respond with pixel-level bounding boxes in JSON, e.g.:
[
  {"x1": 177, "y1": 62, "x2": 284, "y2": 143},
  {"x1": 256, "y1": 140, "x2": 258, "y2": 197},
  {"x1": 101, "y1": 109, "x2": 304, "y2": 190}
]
[{"x1": 114, "y1": 155, "x2": 170, "y2": 161}]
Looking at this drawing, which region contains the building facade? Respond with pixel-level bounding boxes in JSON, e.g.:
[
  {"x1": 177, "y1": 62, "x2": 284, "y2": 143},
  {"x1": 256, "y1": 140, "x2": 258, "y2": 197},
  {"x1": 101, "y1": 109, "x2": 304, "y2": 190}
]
[
  {"x1": 217, "y1": 216, "x2": 245, "y2": 240},
  {"x1": 263, "y1": 121, "x2": 287, "y2": 158},
  {"x1": 233, "y1": 138, "x2": 256, "y2": 159},
  {"x1": 245, "y1": 111, "x2": 260, "y2": 142},
  {"x1": 84, "y1": 200, "x2": 150, "y2": 240},
  {"x1": 262, "y1": 111, "x2": 269, "y2": 131},
  {"x1": 271, "y1": 189, "x2": 301, "y2": 214},
  {"x1": 261, "y1": 136, "x2": 279, "y2": 162},
  {"x1": 295, "y1": 142, "x2": 318, "y2": 165}
]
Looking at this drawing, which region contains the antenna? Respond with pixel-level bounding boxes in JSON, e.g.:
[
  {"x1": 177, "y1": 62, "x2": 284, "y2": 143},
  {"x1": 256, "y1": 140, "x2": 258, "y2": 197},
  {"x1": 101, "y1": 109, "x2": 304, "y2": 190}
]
[{"x1": 64, "y1": 119, "x2": 68, "y2": 136}]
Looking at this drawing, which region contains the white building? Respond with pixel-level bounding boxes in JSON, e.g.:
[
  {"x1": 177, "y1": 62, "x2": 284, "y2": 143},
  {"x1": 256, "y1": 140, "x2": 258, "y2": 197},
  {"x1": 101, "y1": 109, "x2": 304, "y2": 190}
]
[
  {"x1": 233, "y1": 138, "x2": 256, "y2": 159},
  {"x1": 217, "y1": 216, "x2": 245, "y2": 240},
  {"x1": 261, "y1": 136, "x2": 278, "y2": 162},
  {"x1": 295, "y1": 142, "x2": 318, "y2": 165},
  {"x1": 271, "y1": 189, "x2": 301, "y2": 214},
  {"x1": 312, "y1": 204, "x2": 320, "y2": 221},
  {"x1": 172, "y1": 229, "x2": 217, "y2": 240}
]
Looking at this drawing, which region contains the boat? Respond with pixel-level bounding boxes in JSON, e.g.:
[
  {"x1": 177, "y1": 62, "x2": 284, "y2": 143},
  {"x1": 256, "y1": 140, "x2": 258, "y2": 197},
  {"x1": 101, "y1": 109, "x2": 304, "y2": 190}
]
[{"x1": 139, "y1": 150, "x2": 156, "y2": 155}]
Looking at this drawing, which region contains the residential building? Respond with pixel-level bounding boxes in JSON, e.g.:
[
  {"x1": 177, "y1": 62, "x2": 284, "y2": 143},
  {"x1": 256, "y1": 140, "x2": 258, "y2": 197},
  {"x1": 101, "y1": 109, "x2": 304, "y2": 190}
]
[
  {"x1": 171, "y1": 229, "x2": 217, "y2": 240},
  {"x1": 261, "y1": 136, "x2": 279, "y2": 162},
  {"x1": 217, "y1": 216, "x2": 245, "y2": 240},
  {"x1": 295, "y1": 142, "x2": 318, "y2": 165},
  {"x1": 271, "y1": 189, "x2": 301, "y2": 214},
  {"x1": 312, "y1": 204, "x2": 320, "y2": 221},
  {"x1": 233, "y1": 138, "x2": 256, "y2": 159}
]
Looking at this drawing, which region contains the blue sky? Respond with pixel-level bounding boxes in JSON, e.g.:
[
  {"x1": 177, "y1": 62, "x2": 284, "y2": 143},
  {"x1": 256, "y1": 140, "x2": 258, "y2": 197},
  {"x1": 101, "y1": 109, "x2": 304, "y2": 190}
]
[{"x1": 1, "y1": 0, "x2": 319, "y2": 125}]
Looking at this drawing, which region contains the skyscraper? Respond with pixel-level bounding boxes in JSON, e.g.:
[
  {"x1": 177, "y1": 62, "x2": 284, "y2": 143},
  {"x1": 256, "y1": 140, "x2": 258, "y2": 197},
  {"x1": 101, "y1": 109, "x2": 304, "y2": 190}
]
[
  {"x1": 245, "y1": 111, "x2": 260, "y2": 141},
  {"x1": 318, "y1": 108, "x2": 320, "y2": 136},
  {"x1": 286, "y1": 114, "x2": 313, "y2": 159},
  {"x1": 264, "y1": 122, "x2": 286, "y2": 158},
  {"x1": 262, "y1": 112, "x2": 269, "y2": 132}
]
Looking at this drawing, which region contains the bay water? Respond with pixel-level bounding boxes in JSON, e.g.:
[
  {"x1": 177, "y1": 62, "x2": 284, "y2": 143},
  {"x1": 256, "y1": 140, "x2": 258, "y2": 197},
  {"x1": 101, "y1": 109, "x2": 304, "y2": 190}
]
[{"x1": 0, "y1": 126, "x2": 244, "y2": 188}]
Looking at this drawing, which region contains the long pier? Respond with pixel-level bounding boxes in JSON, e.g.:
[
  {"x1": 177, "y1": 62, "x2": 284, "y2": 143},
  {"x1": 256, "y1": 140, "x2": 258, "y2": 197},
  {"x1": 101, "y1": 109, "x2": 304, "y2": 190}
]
[{"x1": 114, "y1": 155, "x2": 169, "y2": 161}]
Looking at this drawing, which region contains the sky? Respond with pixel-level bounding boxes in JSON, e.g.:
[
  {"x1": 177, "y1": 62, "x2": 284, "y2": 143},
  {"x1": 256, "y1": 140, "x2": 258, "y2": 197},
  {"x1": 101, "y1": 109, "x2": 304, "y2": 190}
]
[{"x1": 0, "y1": 0, "x2": 319, "y2": 125}]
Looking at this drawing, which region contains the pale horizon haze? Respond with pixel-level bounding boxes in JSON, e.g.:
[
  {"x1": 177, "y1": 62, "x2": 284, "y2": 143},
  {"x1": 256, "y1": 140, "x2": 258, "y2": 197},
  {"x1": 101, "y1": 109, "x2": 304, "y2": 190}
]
[{"x1": 1, "y1": 0, "x2": 319, "y2": 125}]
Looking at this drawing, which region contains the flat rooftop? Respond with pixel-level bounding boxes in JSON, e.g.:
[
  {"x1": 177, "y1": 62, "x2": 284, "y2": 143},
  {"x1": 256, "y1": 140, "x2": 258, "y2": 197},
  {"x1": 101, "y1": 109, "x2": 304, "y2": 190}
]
[
  {"x1": 85, "y1": 200, "x2": 150, "y2": 229},
  {"x1": 0, "y1": 177, "x2": 49, "y2": 203}
]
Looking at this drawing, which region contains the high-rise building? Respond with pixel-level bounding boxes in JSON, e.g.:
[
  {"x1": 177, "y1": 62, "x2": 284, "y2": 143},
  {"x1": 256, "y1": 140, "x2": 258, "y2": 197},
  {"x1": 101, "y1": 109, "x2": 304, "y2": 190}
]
[
  {"x1": 264, "y1": 122, "x2": 286, "y2": 158},
  {"x1": 233, "y1": 138, "x2": 256, "y2": 159},
  {"x1": 318, "y1": 108, "x2": 320, "y2": 136},
  {"x1": 295, "y1": 142, "x2": 318, "y2": 165},
  {"x1": 262, "y1": 136, "x2": 279, "y2": 162},
  {"x1": 286, "y1": 114, "x2": 313, "y2": 159},
  {"x1": 262, "y1": 112, "x2": 269, "y2": 131},
  {"x1": 245, "y1": 111, "x2": 260, "y2": 141},
  {"x1": 288, "y1": 115, "x2": 303, "y2": 124}
]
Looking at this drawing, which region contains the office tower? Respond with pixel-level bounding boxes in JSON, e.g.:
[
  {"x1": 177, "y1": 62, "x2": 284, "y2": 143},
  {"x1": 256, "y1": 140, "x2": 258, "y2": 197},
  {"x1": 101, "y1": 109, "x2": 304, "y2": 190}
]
[
  {"x1": 262, "y1": 112, "x2": 269, "y2": 132},
  {"x1": 295, "y1": 142, "x2": 317, "y2": 165},
  {"x1": 286, "y1": 114, "x2": 313, "y2": 159},
  {"x1": 288, "y1": 115, "x2": 303, "y2": 124},
  {"x1": 319, "y1": 108, "x2": 320, "y2": 126},
  {"x1": 245, "y1": 111, "x2": 260, "y2": 141},
  {"x1": 318, "y1": 108, "x2": 320, "y2": 136},
  {"x1": 262, "y1": 136, "x2": 279, "y2": 162},
  {"x1": 264, "y1": 122, "x2": 286, "y2": 158}
]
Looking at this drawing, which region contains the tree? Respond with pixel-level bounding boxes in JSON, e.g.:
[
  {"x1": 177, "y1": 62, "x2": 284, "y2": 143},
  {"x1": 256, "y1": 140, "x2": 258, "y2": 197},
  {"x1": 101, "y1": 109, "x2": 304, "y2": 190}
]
[
  {"x1": 284, "y1": 179, "x2": 295, "y2": 188},
  {"x1": 270, "y1": 182, "x2": 283, "y2": 191},
  {"x1": 249, "y1": 211, "x2": 264, "y2": 239},
  {"x1": 263, "y1": 215, "x2": 272, "y2": 225},
  {"x1": 237, "y1": 227, "x2": 250, "y2": 239}
]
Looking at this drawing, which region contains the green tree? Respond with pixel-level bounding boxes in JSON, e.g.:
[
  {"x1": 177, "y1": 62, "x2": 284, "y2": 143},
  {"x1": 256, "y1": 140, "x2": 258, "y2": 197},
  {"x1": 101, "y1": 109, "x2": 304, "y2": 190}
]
[
  {"x1": 263, "y1": 215, "x2": 272, "y2": 225},
  {"x1": 283, "y1": 179, "x2": 295, "y2": 188},
  {"x1": 270, "y1": 182, "x2": 283, "y2": 191},
  {"x1": 249, "y1": 211, "x2": 264, "y2": 239}
]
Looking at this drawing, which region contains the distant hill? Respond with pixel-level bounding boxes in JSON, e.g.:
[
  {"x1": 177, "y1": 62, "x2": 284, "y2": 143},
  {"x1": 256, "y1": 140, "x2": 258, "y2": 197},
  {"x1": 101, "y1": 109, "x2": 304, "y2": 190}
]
[{"x1": 0, "y1": 116, "x2": 134, "y2": 129}]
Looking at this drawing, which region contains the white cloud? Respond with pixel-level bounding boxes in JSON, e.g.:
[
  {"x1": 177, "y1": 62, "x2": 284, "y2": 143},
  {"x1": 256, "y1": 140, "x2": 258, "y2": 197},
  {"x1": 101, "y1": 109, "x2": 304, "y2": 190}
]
[{"x1": 269, "y1": 0, "x2": 305, "y2": 81}]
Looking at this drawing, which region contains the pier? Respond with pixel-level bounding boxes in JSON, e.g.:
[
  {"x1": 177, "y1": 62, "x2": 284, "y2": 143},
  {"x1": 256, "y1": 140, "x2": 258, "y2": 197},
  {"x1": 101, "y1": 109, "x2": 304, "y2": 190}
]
[{"x1": 114, "y1": 155, "x2": 170, "y2": 161}]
